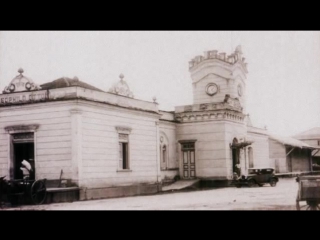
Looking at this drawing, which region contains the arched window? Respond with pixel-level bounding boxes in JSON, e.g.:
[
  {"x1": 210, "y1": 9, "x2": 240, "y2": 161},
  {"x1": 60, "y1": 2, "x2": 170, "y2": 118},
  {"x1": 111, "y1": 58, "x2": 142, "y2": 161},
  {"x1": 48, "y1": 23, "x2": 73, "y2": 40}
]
[
  {"x1": 248, "y1": 147, "x2": 253, "y2": 168},
  {"x1": 162, "y1": 145, "x2": 167, "y2": 163},
  {"x1": 160, "y1": 144, "x2": 167, "y2": 170}
]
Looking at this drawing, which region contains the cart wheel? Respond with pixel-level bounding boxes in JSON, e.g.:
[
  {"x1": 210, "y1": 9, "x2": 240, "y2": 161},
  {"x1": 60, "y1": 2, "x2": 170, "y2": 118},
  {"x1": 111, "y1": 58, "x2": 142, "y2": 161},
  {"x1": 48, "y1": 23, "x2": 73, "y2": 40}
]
[
  {"x1": 30, "y1": 179, "x2": 47, "y2": 205},
  {"x1": 270, "y1": 178, "x2": 277, "y2": 187},
  {"x1": 296, "y1": 201, "x2": 320, "y2": 210},
  {"x1": 247, "y1": 179, "x2": 255, "y2": 188},
  {"x1": 307, "y1": 201, "x2": 320, "y2": 211}
]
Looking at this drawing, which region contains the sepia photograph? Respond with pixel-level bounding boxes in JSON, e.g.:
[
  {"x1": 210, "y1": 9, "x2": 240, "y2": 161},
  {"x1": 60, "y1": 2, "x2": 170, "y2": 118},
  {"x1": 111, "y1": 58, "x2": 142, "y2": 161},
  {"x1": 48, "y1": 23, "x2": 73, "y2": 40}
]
[{"x1": 0, "y1": 31, "x2": 319, "y2": 210}]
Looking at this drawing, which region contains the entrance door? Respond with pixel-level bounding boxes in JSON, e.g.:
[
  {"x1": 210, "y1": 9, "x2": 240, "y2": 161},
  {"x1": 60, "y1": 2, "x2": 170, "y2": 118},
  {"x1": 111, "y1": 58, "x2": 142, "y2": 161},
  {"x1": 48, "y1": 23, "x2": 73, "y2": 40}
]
[
  {"x1": 232, "y1": 138, "x2": 240, "y2": 175},
  {"x1": 181, "y1": 142, "x2": 195, "y2": 179},
  {"x1": 12, "y1": 133, "x2": 35, "y2": 180}
]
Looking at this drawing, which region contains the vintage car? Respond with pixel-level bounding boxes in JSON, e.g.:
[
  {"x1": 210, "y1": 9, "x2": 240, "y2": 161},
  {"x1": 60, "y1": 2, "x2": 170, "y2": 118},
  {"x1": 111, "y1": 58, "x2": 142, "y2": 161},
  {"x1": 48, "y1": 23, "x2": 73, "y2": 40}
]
[{"x1": 233, "y1": 168, "x2": 279, "y2": 188}]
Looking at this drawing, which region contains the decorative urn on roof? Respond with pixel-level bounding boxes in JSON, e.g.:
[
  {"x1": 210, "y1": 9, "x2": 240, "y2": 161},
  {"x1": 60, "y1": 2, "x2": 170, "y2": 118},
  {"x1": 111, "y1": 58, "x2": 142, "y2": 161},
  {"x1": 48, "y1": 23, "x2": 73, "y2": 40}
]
[
  {"x1": 3, "y1": 68, "x2": 41, "y2": 94},
  {"x1": 109, "y1": 74, "x2": 134, "y2": 98}
]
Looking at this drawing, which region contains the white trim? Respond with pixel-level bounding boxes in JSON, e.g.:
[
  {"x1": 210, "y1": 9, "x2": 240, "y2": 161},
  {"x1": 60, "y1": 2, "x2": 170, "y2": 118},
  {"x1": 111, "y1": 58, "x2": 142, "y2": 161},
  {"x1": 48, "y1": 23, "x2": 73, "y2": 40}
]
[
  {"x1": 156, "y1": 121, "x2": 161, "y2": 182},
  {"x1": 5, "y1": 124, "x2": 39, "y2": 134},
  {"x1": 116, "y1": 169, "x2": 132, "y2": 173},
  {"x1": 70, "y1": 108, "x2": 83, "y2": 187},
  {"x1": 115, "y1": 126, "x2": 132, "y2": 135},
  {"x1": 116, "y1": 126, "x2": 131, "y2": 171}
]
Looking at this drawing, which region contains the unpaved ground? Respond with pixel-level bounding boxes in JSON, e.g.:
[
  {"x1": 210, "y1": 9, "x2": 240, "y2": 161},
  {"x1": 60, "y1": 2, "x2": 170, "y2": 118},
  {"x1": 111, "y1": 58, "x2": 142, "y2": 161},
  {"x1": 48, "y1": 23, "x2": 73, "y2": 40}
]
[{"x1": 1, "y1": 178, "x2": 301, "y2": 210}]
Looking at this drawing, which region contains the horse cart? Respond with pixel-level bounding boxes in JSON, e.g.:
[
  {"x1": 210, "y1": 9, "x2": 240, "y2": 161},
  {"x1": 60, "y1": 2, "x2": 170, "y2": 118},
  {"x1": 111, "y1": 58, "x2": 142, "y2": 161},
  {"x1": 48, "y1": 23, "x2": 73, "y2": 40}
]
[
  {"x1": 0, "y1": 176, "x2": 47, "y2": 207},
  {"x1": 296, "y1": 175, "x2": 320, "y2": 210}
]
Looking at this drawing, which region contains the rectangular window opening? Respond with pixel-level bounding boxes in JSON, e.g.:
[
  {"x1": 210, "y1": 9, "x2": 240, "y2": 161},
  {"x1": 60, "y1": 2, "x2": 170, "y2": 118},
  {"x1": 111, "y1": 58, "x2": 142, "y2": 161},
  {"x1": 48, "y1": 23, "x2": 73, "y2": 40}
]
[
  {"x1": 122, "y1": 142, "x2": 128, "y2": 169},
  {"x1": 118, "y1": 133, "x2": 129, "y2": 170}
]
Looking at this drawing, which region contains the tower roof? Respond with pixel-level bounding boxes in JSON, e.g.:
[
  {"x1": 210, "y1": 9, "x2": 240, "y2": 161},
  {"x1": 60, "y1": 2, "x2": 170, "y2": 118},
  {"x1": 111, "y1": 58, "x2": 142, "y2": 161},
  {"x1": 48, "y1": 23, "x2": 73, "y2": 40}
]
[
  {"x1": 188, "y1": 45, "x2": 248, "y2": 73},
  {"x1": 292, "y1": 127, "x2": 320, "y2": 140},
  {"x1": 40, "y1": 76, "x2": 103, "y2": 92}
]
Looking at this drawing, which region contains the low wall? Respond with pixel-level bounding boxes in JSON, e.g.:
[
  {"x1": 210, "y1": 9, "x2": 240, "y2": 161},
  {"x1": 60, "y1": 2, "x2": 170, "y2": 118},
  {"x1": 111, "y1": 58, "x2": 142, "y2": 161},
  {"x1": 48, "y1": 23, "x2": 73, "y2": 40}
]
[{"x1": 80, "y1": 183, "x2": 161, "y2": 201}]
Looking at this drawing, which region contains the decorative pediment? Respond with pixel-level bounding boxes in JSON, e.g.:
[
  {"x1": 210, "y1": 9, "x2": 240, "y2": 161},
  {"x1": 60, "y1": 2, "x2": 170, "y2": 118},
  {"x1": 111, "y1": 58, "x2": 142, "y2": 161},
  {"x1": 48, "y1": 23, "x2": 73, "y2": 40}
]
[
  {"x1": 175, "y1": 111, "x2": 245, "y2": 123},
  {"x1": 5, "y1": 124, "x2": 39, "y2": 133},
  {"x1": 109, "y1": 74, "x2": 134, "y2": 98},
  {"x1": 3, "y1": 68, "x2": 41, "y2": 94},
  {"x1": 115, "y1": 126, "x2": 132, "y2": 134},
  {"x1": 192, "y1": 70, "x2": 232, "y2": 85}
]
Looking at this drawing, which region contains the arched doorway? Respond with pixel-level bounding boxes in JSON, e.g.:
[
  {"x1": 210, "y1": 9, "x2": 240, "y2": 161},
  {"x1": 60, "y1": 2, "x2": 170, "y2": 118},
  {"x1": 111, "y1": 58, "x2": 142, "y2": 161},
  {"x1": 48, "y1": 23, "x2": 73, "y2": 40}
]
[
  {"x1": 232, "y1": 138, "x2": 240, "y2": 175},
  {"x1": 159, "y1": 132, "x2": 169, "y2": 170}
]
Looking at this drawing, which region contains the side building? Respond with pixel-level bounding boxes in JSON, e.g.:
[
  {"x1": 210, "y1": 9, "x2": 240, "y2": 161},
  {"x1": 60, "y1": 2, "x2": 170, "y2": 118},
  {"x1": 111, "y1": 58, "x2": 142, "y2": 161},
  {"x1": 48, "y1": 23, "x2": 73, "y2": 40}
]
[{"x1": 293, "y1": 127, "x2": 320, "y2": 171}]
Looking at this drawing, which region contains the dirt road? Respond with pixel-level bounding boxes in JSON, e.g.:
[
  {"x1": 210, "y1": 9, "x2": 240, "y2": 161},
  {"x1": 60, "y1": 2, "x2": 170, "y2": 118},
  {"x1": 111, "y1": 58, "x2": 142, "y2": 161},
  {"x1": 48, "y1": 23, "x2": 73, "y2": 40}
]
[{"x1": 1, "y1": 177, "x2": 300, "y2": 210}]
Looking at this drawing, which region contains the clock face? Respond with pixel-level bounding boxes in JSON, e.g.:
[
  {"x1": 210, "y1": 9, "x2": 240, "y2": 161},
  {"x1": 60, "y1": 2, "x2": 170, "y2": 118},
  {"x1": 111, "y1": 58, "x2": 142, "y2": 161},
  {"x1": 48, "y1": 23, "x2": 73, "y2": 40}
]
[
  {"x1": 206, "y1": 83, "x2": 218, "y2": 96},
  {"x1": 238, "y1": 84, "x2": 242, "y2": 97}
]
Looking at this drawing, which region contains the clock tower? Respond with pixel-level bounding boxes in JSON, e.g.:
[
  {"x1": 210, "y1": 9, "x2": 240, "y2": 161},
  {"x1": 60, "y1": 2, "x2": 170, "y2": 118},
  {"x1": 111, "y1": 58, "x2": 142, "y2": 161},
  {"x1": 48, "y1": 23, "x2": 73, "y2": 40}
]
[
  {"x1": 188, "y1": 45, "x2": 248, "y2": 113},
  {"x1": 175, "y1": 46, "x2": 250, "y2": 181}
]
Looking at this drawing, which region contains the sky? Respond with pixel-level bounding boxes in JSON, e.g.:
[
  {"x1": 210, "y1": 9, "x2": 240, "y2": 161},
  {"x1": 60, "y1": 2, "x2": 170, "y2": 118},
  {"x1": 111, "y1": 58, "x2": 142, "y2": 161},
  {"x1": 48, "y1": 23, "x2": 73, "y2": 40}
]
[{"x1": 0, "y1": 31, "x2": 319, "y2": 137}]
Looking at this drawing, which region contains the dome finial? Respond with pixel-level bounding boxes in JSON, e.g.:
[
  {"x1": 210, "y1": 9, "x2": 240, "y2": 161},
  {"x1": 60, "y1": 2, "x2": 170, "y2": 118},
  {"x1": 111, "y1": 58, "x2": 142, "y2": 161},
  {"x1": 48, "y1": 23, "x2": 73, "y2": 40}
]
[
  {"x1": 18, "y1": 68, "x2": 24, "y2": 74},
  {"x1": 109, "y1": 74, "x2": 134, "y2": 98},
  {"x1": 153, "y1": 96, "x2": 157, "y2": 103}
]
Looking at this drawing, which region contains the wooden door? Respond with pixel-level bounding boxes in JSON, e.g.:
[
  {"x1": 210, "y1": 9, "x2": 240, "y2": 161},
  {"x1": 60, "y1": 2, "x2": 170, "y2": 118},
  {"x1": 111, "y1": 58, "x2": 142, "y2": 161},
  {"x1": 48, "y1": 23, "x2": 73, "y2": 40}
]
[{"x1": 181, "y1": 142, "x2": 196, "y2": 179}]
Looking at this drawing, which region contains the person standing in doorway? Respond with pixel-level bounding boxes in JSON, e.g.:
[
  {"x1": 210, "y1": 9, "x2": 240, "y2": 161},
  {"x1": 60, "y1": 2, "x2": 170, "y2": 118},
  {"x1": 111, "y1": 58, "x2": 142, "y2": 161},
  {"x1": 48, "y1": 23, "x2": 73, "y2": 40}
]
[{"x1": 235, "y1": 163, "x2": 241, "y2": 176}]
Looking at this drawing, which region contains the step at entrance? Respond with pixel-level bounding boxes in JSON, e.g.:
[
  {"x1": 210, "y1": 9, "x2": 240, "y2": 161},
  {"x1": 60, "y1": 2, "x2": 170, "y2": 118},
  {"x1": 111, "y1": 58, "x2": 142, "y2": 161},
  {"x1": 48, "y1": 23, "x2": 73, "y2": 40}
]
[{"x1": 162, "y1": 179, "x2": 200, "y2": 192}]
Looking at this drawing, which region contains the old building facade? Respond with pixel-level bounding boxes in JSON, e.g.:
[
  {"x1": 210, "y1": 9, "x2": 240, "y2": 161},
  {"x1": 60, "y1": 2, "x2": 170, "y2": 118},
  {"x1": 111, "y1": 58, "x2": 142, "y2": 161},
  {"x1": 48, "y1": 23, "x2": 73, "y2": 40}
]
[{"x1": 0, "y1": 46, "x2": 317, "y2": 201}]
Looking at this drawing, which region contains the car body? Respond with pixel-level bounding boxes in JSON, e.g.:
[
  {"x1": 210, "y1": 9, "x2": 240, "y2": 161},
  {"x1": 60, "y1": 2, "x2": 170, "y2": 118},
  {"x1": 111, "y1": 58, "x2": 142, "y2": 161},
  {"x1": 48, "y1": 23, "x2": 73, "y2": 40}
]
[{"x1": 233, "y1": 167, "x2": 279, "y2": 188}]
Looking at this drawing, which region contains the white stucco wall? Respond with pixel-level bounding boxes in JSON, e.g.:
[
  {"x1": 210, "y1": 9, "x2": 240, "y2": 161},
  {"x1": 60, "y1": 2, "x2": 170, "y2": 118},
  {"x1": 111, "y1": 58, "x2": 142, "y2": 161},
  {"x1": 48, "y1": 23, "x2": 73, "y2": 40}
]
[
  {"x1": 79, "y1": 101, "x2": 160, "y2": 189},
  {"x1": 177, "y1": 120, "x2": 246, "y2": 179},
  {"x1": 159, "y1": 120, "x2": 179, "y2": 180},
  {"x1": 0, "y1": 102, "x2": 73, "y2": 180}
]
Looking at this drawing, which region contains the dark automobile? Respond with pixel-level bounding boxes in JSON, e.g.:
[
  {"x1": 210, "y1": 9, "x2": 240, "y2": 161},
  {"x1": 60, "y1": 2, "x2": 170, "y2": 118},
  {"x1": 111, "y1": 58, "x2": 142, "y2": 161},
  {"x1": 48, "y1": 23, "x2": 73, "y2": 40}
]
[{"x1": 233, "y1": 168, "x2": 279, "y2": 188}]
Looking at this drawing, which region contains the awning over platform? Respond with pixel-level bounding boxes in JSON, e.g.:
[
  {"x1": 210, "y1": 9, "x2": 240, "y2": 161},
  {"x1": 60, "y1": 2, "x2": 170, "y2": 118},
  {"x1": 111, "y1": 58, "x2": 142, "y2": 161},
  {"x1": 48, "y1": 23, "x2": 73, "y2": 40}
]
[
  {"x1": 269, "y1": 134, "x2": 320, "y2": 150},
  {"x1": 230, "y1": 141, "x2": 253, "y2": 149}
]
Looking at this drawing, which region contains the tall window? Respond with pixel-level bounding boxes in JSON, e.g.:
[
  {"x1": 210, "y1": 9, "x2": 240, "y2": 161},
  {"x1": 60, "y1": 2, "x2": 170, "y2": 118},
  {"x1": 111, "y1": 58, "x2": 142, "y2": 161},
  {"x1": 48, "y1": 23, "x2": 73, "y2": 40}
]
[
  {"x1": 119, "y1": 134, "x2": 129, "y2": 169},
  {"x1": 162, "y1": 145, "x2": 167, "y2": 164},
  {"x1": 160, "y1": 134, "x2": 169, "y2": 170},
  {"x1": 116, "y1": 125, "x2": 132, "y2": 171}
]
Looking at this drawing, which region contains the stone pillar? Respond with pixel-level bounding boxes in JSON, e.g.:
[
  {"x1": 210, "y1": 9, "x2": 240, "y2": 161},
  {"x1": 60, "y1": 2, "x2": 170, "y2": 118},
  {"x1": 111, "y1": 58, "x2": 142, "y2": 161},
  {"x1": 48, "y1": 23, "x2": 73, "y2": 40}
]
[
  {"x1": 155, "y1": 121, "x2": 161, "y2": 183},
  {"x1": 244, "y1": 147, "x2": 248, "y2": 175},
  {"x1": 240, "y1": 148, "x2": 245, "y2": 175},
  {"x1": 70, "y1": 108, "x2": 83, "y2": 187}
]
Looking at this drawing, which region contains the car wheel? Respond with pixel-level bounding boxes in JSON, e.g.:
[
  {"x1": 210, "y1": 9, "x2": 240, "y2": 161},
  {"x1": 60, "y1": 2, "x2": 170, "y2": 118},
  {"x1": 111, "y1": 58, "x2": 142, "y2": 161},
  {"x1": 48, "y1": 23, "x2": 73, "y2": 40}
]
[
  {"x1": 247, "y1": 179, "x2": 255, "y2": 187},
  {"x1": 258, "y1": 184, "x2": 263, "y2": 187},
  {"x1": 235, "y1": 184, "x2": 242, "y2": 188},
  {"x1": 270, "y1": 178, "x2": 277, "y2": 187}
]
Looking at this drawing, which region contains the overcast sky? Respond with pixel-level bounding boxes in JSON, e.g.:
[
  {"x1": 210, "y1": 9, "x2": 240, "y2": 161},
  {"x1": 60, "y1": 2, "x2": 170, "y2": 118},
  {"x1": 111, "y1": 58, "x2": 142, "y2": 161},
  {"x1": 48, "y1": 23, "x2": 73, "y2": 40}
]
[{"x1": 0, "y1": 31, "x2": 319, "y2": 137}]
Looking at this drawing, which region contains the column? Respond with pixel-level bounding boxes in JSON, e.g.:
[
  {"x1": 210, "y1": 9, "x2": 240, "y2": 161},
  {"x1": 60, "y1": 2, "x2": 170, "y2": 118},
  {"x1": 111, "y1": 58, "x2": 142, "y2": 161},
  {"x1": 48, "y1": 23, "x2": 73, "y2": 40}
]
[
  {"x1": 70, "y1": 108, "x2": 83, "y2": 187},
  {"x1": 155, "y1": 121, "x2": 161, "y2": 182}
]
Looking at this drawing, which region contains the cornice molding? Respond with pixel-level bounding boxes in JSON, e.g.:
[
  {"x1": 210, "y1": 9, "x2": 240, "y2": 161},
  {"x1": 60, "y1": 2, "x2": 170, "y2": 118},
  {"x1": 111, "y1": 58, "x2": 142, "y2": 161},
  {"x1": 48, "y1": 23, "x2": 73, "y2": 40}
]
[{"x1": 5, "y1": 124, "x2": 39, "y2": 133}]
